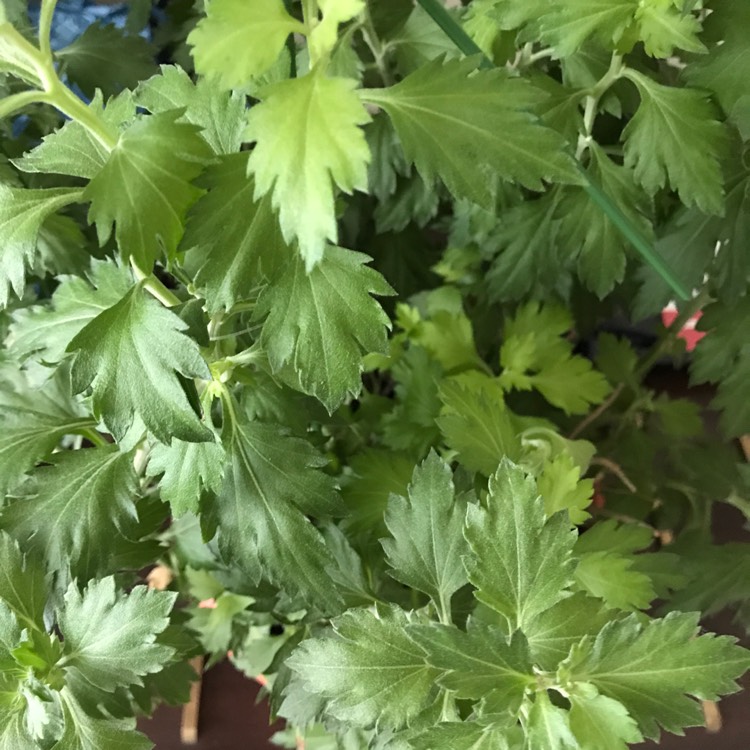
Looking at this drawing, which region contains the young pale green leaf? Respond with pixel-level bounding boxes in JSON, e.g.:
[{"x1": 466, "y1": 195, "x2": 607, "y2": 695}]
[
  {"x1": 309, "y1": 0, "x2": 365, "y2": 63},
  {"x1": 437, "y1": 374, "x2": 522, "y2": 475},
  {"x1": 1, "y1": 447, "x2": 138, "y2": 579},
  {"x1": 382, "y1": 451, "x2": 468, "y2": 614},
  {"x1": 56, "y1": 22, "x2": 156, "y2": 99},
  {"x1": 523, "y1": 593, "x2": 613, "y2": 671},
  {"x1": 136, "y1": 65, "x2": 246, "y2": 156},
  {"x1": 574, "y1": 551, "x2": 656, "y2": 611},
  {"x1": 9, "y1": 260, "x2": 133, "y2": 364},
  {"x1": 246, "y1": 72, "x2": 371, "y2": 269},
  {"x1": 622, "y1": 71, "x2": 726, "y2": 216},
  {"x1": 13, "y1": 92, "x2": 135, "y2": 180},
  {"x1": 0, "y1": 532, "x2": 46, "y2": 630},
  {"x1": 256, "y1": 246, "x2": 393, "y2": 411},
  {"x1": 537, "y1": 454, "x2": 594, "y2": 524},
  {"x1": 0, "y1": 185, "x2": 83, "y2": 306},
  {"x1": 558, "y1": 144, "x2": 653, "y2": 297},
  {"x1": 188, "y1": 0, "x2": 304, "y2": 89},
  {"x1": 525, "y1": 691, "x2": 578, "y2": 750},
  {"x1": 67, "y1": 284, "x2": 212, "y2": 445},
  {"x1": 409, "y1": 623, "x2": 534, "y2": 710},
  {"x1": 464, "y1": 459, "x2": 576, "y2": 632},
  {"x1": 287, "y1": 606, "x2": 438, "y2": 729},
  {"x1": 362, "y1": 57, "x2": 580, "y2": 210},
  {"x1": 634, "y1": 0, "x2": 705, "y2": 58},
  {"x1": 183, "y1": 153, "x2": 287, "y2": 313},
  {"x1": 84, "y1": 111, "x2": 211, "y2": 269},
  {"x1": 568, "y1": 686, "x2": 642, "y2": 750},
  {"x1": 539, "y1": 0, "x2": 637, "y2": 56},
  {"x1": 560, "y1": 612, "x2": 750, "y2": 739},
  {"x1": 146, "y1": 438, "x2": 225, "y2": 517},
  {"x1": 58, "y1": 577, "x2": 176, "y2": 698},
  {"x1": 188, "y1": 592, "x2": 254, "y2": 654},
  {"x1": 210, "y1": 403, "x2": 343, "y2": 612},
  {"x1": 55, "y1": 689, "x2": 152, "y2": 750}
]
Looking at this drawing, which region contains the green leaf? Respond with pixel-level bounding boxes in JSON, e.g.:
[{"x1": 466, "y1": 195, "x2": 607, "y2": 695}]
[
  {"x1": 341, "y1": 450, "x2": 414, "y2": 536},
  {"x1": 1, "y1": 447, "x2": 138, "y2": 579},
  {"x1": 256, "y1": 246, "x2": 393, "y2": 411},
  {"x1": 539, "y1": 0, "x2": 637, "y2": 56},
  {"x1": 690, "y1": 297, "x2": 750, "y2": 436},
  {"x1": 56, "y1": 22, "x2": 156, "y2": 99},
  {"x1": 622, "y1": 71, "x2": 727, "y2": 215},
  {"x1": 464, "y1": 459, "x2": 576, "y2": 632},
  {"x1": 408, "y1": 719, "x2": 512, "y2": 750},
  {"x1": 499, "y1": 302, "x2": 611, "y2": 414},
  {"x1": 558, "y1": 144, "x2": 653, "y2": 297},
  {"x1": 9, "y1": 260, "x2": 133, "y2": 364},
  {"x1": 84, "y1": 111, "x2": 211, "y2": 269},
  {"x1": 13, "y1": 91, "x2": 135, "y2": 180},
  {"x1": 683, "y1": 0, "x2": 750, "y2": 116},
  {"x1": 409, "y1": 623, "x2": 533, "y2": 709},
  {"x1": 537, "y1": 454, "x2": 594, "y2": 524},
  {"x1": 309, "y1": 0, "x2": 365, "y2": 63},
  {"x1": 188, "y1": 0, "x2": 304, "y2": 89},
  {"x1": 525, "y1": 690, "x2": 577, "y2": 750},
  {"x1": 182, "y1": 153, "x2": 287, "y2": 313},
  {"x1": 58, "y1": 577, "x2": 176, "y2": 698},
  {"x1": 634, "y1": 0, "x2": 705, "y2": 58},
  {"x1": 67, "y1": 284, "x2": 212, "y2": 445},
  {"x1": 523, "y1": 593, "x2": 613, "y2": 671},
  {"x1": 437, "y1": 374, "x2": 522, "y2": 475},
  {"x1": 381, "y1": 346, "x2": 443, "y2": 455},
  {"x1": 246, "y1": 71, "x2": 371, "y2": 268},
  {"x1": 382, "y1": 451, "x2": 468, "y2": 614},
  {"x1": 211, "y1": 402, "x2": 343, "y2": 612},
  {"x1": 188, "y1": 592, "x2": 254, "y2": 653},
  {"x1": 146, "y1": 437, "x2": 225, "y2": 517},
  {"x1": 0, "y1": 185, "x2": 82, "y2": 306},
  {"x1": 0, "y1": 532, "x2": 46, "y2": 630},
  {"x1": 287, "y1": 606, "x2": 438, "y2": 729},
  {"x1": 560, "y1": 612, "x2": 750, "y2": 739},
  {"x1": 574, "y1": 551, "x2": 656, "y2": 611},
  {"x1": 363, "y1": 57, "x2": 579, "y2": 210},
  {"x1": 54, "y1": 690, "x2": 151, "y2": 750},
  {"x1": 568, "y1": 685, "x2": 642, "y2": 750},
  {"x1": 136, "y1": 65, "x2": 246, "y2": 156},
  {"x1": 0, "y1": 373, "x2": 93, "y2": 496}
]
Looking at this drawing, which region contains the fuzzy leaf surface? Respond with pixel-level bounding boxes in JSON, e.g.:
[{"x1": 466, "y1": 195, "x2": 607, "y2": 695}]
[
  {"x1": 464, "y1": 460, "x2": 576, "y2": 631},
  {"x1": 382, "y1": 451, "x2": 468, "y2": 612},
  {"x1": 363, "y1": 57, "x2": 579, "y2": 209},
  {"x1": 67, "y1": 284, "x2": 211, "y2": 444},
  {"x1": 256, "y1": 246, "x2": 392, "y2": 411}
]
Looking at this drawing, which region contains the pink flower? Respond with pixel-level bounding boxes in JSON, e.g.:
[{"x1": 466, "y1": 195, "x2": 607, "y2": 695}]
[
  {"x1": 198, "y1": 598, "x2": 217, "y2": 609},
  {"x1": 661, "y1": 303, "x2": 706, "y2": 353}
]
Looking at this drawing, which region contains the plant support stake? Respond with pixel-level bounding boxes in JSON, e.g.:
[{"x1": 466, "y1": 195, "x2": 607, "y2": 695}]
[{"x1": 414, "y1": 0, "x2": 690, "y2": 301}]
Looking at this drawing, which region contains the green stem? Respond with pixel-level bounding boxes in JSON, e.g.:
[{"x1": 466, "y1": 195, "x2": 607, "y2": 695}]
[
  {"x1": 38, "y1": 0, "x2": 59, "y2": 61},
  {"x1": 361, "y1": 7, "x2": 394, "y2": 86},
  {"x1": 415, "y1": 0, "x2": 492, "y2": 67},
  {"x1": 302, "y1": 0, "x2": 318, "y2": 30},
  {"x1": 43, "y1": 79, "x2": 117, "y2": 150},
  {"x1": 131, "y1": 262, "x2": 182, "y2": 307},
  {"x1": 0, "y1": 90, "x2": 47, "y2": 120}
]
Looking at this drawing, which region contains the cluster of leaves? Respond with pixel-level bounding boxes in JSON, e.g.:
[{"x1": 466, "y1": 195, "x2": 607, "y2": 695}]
[{"x1": 0, "y1": 0, "x2": 748, "y2": 748}]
